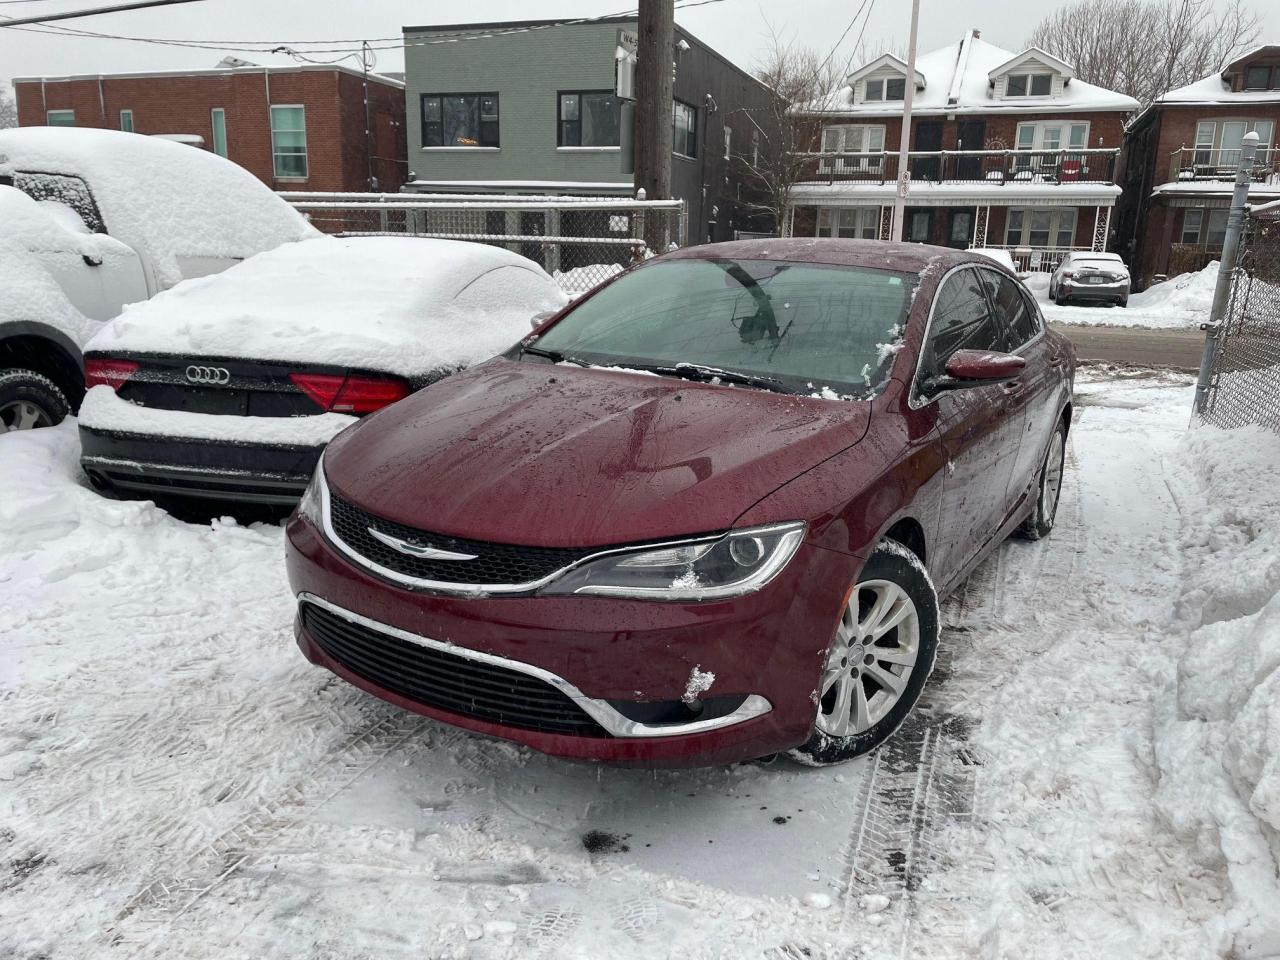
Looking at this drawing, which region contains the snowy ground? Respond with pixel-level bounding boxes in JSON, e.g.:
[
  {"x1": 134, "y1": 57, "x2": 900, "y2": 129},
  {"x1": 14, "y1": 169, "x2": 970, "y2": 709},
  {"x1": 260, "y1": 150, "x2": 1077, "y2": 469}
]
[
  {"x1": 1028, "y1": 261, "x2": 1219, "y2": 330},
  {"x1": 2, "y1": 372, "x2": 1278, "y2": 959}
]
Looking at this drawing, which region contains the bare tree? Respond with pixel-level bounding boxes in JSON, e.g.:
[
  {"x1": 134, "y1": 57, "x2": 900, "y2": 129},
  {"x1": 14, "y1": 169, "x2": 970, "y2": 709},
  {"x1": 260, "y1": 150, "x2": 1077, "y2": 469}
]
[
  {"x1": 1026, "y1": 0, "x2": 1260, "y2": 104},
  {"x1": 0, "y1": 83, "x2": 17, "y2": 129}
]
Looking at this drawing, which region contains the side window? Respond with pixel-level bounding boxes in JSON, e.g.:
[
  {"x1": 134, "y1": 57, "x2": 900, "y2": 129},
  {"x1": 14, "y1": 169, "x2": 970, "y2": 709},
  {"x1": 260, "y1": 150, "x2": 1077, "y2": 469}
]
[
  {"x1": 979, "y1": 269, "x2": 1041, "y2": 348},
  {"x1": 923, "y1": 269, "x2": 1011, "y2": 378},
  {"x1": 13, "y1": 171, "x2": 106, "y2": 233}
]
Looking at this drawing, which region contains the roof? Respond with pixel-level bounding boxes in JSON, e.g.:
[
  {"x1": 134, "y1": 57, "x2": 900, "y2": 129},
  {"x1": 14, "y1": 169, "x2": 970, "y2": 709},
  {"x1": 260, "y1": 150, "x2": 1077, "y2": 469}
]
[
  {"x1": 987, "y1": 46, "x2": 1074, "y2": 81},
  {"x1": 846, "y1": 54, "x2": 926, "y2": 89},
  {"x1": 661, "y1": 237, "x2": 991, "y2": 275},
  {"x1": 1223, "y1": 44, "x2": 1280, "y2": 74},
  {"x1": 12, "y1": 62, "x2": 405, "y2": 89},
  {"x1": 799, "y1": 33, "x2": 1138, "y2": 116},
  {"x1": 1157, "y1": 70, "x2": 1280, "y2": 104}
]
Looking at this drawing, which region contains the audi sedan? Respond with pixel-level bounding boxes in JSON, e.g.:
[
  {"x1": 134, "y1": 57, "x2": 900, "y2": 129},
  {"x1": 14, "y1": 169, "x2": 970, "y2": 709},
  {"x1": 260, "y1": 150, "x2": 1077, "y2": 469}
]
[{"x1": 286, "y1": 240, "x2": 1074, "y2": 767}]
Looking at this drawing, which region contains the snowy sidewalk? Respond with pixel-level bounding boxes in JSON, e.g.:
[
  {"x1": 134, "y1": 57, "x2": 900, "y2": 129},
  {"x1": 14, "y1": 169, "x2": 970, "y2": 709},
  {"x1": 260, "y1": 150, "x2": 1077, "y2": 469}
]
[{"x1": 1, "y1": 372, "x2": 1275, "y2": 959}]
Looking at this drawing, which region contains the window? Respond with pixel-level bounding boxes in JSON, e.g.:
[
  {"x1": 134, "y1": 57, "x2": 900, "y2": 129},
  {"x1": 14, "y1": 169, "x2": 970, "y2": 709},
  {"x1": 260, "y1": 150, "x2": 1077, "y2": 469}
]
[
  {"x1": 816, "y1": 207, "x2": 879, "y2": 239},
  {"x1": 269, "y1": 105, "x2": 307, "y2": 179},
  {"x1": 752, "y1": 129, "x2": 760, "y2": 167},
  {"x1": 1016, "y1": 121, "x2": 1088, "y2": 152},
  {"x1": 46, "y1": 110, "x2": 75, "y2": 126},
  {"x1": 907, "y1": 210, "x2": 931, "y2": 243},
  {"x1": 924, "y1": 270, "x2": 1012, "y2": 378},
  {"x1": 1005, "y1": 208, "x2": 1077, "y2": 248},
  {"x1": 421, "y1": 93, "x2": 500, "y2": 148},
  {"x1": 1182, "y1": 208, "x2": 1228, "y2": 247},
  {"x1": 980, "y1": 269, "x2": 1041, "y2": 346},
  {"x1": 1194, "y1": 119, "x2": 1274, "y2": 165},
  {"x1": 211, "y1": 108, "x2": 227, "y2": 158},
  {"x1": 819, "y1": 124, "x2": 886, "y2": 173},
  {"x1": 1245, "y1": 65, "x2": 1278, "y2": 90},
  {"x1": 13, "y1": 171, "x2": 105, "y2": 233},
  {"x1": 673, "y1": 100, "x2": 697, "y2": 158},
  {"x1": 119, "y1": 110, "x2": 134, "y2": 133},
  {"x1": 864, "y1": 76, "x2": 906, "y2": 102},
  {"x1": 557, "y1": 91, "x2": 619, "y2": 147},
  {"x1": 723, "y1": 125, "x2": 732, "y2": 160},
  {"x1": 1006, "y1": 72, "x2": 1052, "y2": 97}
]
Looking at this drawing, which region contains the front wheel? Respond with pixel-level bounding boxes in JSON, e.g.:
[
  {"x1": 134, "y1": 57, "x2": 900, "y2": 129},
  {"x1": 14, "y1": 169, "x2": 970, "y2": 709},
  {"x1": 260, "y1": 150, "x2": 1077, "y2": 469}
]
[
  {"x1": 788, "y1": 541, "x2": 939, "y2": 766},
  {"x1": 0, "y1": 369, "x2": 69, "y2": 432},
  {"x1": 1018, "y1": 420, "x2": 1067, "y2": 541}
]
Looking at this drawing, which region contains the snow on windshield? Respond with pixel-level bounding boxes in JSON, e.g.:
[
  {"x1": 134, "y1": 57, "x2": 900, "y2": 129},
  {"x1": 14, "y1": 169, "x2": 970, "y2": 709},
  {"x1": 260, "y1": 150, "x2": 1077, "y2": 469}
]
[
  {"x1": 0, "y1": 127, "x2": 317, "y2": 288},
  {"x1": 87, "y1": 236, "x2": 569, "y2": 377}
]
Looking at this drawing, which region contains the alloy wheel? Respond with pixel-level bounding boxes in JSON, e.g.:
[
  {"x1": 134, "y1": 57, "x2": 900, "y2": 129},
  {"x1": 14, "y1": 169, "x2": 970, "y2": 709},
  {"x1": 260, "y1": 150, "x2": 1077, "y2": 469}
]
[
  {"x1": 0, "y1": 399, "x2": 53, "y2": 432},
  {"x1": 815, "y1": 580, "x2": 921, "y2": 737},
  {"x1": 1041, "y1": 430, "x2": 1065, "y2": 525}
]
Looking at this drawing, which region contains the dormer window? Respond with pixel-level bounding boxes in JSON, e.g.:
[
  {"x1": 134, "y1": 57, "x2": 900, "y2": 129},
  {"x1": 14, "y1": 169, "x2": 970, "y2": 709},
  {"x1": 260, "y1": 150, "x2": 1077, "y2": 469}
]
[
  {"x1": 1245, "y1": 65, "x2": 1280, "y2": 90},
  {"x1": 865, "y1": 77, "x2": 905, "y2": 102},
  {"x1": 1007, "y1": 73, "x2": 1052, "y2": 97}
]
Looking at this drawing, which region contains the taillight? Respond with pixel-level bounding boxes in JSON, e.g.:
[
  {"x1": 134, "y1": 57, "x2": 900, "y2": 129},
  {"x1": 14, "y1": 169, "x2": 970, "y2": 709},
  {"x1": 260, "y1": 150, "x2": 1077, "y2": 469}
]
[
  {"x1": 85, "y1": 358, "x2": 139, "y2": 391},
  {"x1": 288, "y1": 372, "x2": 409, "y2": 415}
]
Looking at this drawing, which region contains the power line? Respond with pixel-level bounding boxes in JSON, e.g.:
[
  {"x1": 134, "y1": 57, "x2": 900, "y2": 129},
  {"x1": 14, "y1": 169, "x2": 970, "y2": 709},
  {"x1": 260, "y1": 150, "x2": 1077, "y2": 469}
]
[{"x1": 0, "y1": 0, "x2": 204, "y2": 27}]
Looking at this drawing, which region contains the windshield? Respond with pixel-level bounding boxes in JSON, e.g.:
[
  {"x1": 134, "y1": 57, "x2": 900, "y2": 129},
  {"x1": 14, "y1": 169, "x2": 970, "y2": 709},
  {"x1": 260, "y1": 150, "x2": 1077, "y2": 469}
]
[{"x1": 530, "y1": 258, "x2": 914, "y2": 397}]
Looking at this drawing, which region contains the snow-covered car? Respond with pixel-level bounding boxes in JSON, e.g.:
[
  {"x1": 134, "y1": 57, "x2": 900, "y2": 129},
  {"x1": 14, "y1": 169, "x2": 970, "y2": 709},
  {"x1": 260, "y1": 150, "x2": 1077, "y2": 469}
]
[
  {"x1": 1049, "y1": 251, "x2": 1131, "y2": 307},
  {"x1": 0, "y1": 126, "x2": 317, "y2": 430},
  {"x1": 78, "y1": 236, "x2": 569, "y2": 504}
]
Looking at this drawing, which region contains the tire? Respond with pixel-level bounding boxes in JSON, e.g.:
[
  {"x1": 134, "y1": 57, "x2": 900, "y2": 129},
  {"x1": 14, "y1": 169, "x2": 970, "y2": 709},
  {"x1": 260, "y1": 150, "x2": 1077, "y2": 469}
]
[
  {"x1": 788, "y1": 540, "x2": 940, "y2": 766},
  {"x1": 0, "y1": 369, "x2": 69, "y2": 432},
  {"x1": 1119, "y1": 297, "x2": 1129, "y2": 308},
  {"x1": 1018, "y1": 419, "x2": 1067, "y2": 541}
]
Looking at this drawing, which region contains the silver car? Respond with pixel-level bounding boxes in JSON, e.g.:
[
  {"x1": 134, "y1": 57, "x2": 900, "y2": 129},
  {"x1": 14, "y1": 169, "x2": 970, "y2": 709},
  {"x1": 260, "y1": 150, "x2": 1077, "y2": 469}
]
[{"x1": 1049, "y1": 252, "x2": 1130, "y2": 307}]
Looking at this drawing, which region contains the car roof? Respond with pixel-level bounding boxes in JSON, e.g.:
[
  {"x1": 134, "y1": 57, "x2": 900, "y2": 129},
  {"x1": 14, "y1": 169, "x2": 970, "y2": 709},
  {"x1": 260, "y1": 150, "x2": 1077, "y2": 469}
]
[
  {"x1": 1069, "y1": 251, "x2": 1124, "y2": 261},
  {"x1": 660, "y1": 238, "x2": 1001, "y2": 275}
]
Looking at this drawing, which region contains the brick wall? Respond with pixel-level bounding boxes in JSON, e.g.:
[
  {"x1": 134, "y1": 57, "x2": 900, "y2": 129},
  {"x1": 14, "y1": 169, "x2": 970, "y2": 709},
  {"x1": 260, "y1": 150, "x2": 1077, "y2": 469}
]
[
  {"x1": 810, "y1": 110, "x2": 1127, "y2": 155},
  {"x1": 14, "y1": 68, "x2": 406, "y2": 193}
]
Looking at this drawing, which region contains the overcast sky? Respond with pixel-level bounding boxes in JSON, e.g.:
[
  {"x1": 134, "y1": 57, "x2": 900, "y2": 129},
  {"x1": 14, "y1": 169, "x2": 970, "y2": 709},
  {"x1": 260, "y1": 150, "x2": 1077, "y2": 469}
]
[{"x1": 3, "y1": 0, "x2": 1279, "y2": 93}]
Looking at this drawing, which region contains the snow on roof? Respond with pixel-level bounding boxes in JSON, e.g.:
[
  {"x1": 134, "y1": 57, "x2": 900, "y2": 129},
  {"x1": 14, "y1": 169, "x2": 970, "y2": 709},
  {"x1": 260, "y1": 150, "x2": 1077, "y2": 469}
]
[
  {"x1": 799, "y1": 35, "x2": 1138, "y2": 116},
  {"x1": 0, "y1": 127, "x2": 318, "y2": 289},
  {"x1": 0, "y1": 239, "x2": 99, "y2": 347},
  {"x1": 846, "y1": 53, "x2": 926, "y2": 89},
  {"x1": 1157, "y1": 70, "x2": 1280, "y2": 104},
  {"x1": 987, "y1": 46, "x2": 1074, "y2": 81},
  {"x1": 87, "y1": 236, "x2": 569, "y2": 377}
]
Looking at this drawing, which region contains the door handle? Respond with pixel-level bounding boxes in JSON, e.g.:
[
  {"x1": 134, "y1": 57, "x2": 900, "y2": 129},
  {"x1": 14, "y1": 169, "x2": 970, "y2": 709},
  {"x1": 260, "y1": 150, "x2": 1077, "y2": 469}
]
[
  {"x1": 1001, "y1": 380, "x2": 1025, "y2": 396},
  {"x1": 1048, "y1": 353, "x2": 1065, "y2": 367}
]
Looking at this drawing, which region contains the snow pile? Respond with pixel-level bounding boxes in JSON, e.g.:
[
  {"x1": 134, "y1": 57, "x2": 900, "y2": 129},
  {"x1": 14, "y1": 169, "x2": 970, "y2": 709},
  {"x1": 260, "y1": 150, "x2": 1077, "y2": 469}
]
[
  {"x1": 1154, "y1": 422, "x2": 1280, "y2": 955},
  {"x1": 0, "y1": 127, "x2": 316, "y2": 288},
  {"x1": 87, "y1": 236, "x2": 569, "y2": 378},
  {"x1": 0, "y1": 239, "x2": 100, "y2": 346},
  {"x1": 1038, "y1": 261, "x2": 1220, "y2": 329}
]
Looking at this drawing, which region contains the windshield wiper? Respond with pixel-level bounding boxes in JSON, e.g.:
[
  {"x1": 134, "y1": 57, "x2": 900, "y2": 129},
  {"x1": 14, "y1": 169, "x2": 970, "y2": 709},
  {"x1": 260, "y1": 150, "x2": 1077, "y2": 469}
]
[
  {"x1": 519, "y1": 344, "x2": 589, "y2": 366},
  {"x1": 654, "y1": 361, "x2": 794, "y2": 394}
]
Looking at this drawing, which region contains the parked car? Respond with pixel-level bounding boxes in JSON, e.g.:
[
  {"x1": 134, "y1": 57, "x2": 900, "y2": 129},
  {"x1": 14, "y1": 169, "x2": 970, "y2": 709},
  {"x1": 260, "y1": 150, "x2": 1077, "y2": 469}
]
[
  {"x1": 0, "y1": 126, "x2": 317, "y2": 430},
  {"x1": 1049, "y1": 251, "x2": 1131, "y2": 306},
  {"x1": 79, "y1": 236, "x2": 568, "y2": 504},
  {"x1": 285, "y1": 239, "x2": 1075, "y2": 768}
]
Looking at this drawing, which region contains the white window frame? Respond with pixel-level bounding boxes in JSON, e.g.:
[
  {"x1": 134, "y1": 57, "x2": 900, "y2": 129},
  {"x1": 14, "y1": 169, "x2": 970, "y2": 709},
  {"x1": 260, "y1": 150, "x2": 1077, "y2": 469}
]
[
  {"x1": 211, "y1": 107, "x2": 228, "y2": 158},
  {"x1": 1181, "y1": 207, "x2": 1228, "y2": 246},
  {"x1": 863, "y1": 77, "x2": 905, "y2": 103},
  {"x1": 269, "y1": 104, "x2": 308, "y2": 180},
  {"x1": 819, "y1": 123, "x2": 887, "y2": 173},
  {"x1": 1194, "y1": 118, "x2": 1275, "y2": 166},
  {"x1": 1004, "y1": 207, "x2": 1077, "y2": 248},
  {"x1": 119, "y1": 109, "x2": 134, "y2": 132},
  {"x1": 1006, "y1": 72, "x2": 1053, "y2": 97},
  {"x1": 46, "y1": 109, "x2": 75, "y2": 126},
  {"x1": 1015, "y1": 120, "x2": 1089, "y2": 152},
  {"x1": 816, "y1": 207, "x2": 880, "y2": 239}
]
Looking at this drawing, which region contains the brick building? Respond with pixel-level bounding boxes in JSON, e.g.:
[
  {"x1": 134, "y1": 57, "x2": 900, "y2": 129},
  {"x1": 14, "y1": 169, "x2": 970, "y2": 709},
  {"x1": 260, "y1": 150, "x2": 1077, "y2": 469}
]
[
  {"x1": 13, "y1": 63, "x2": 407, "y2": 193},
  {"x1": 1117, "y1": 45, "x2": 1280, "y2": 289},
  {"x1": 788, "y1": 31, "x2": 1138, "y2": 273}
]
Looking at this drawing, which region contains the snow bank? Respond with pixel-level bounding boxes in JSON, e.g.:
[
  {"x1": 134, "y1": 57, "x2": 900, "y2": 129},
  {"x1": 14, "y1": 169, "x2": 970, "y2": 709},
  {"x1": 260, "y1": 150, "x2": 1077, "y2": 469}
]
[
  {"x1": 1155, "y1": 422, "x2": 1280, "y2": 956},
  {"x1": 0, "y1": 239, "x2": 100, "y2": 346},
  {"x1": 0, "y1": 127, "x2": 317, "y2": 287},
  {"x1": 87, "y1": 236, "x2": 569, "y2": 377},
  {"x1": 1038, "y1": 261, "x2": 1219, "y2": 329}
]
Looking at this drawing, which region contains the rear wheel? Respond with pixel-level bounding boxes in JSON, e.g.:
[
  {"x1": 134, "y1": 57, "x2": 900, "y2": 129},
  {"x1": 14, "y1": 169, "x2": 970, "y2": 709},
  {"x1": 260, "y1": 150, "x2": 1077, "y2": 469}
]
[
  {"x1": 0, "y1": 369, "x2": 69, "y2": 432},
  {"x1": 1019, "y1": 420, "x2": 1067, "y2": 541},
  {"x1": 788, "y1": 541, "x2": 939, "y2": 766}
]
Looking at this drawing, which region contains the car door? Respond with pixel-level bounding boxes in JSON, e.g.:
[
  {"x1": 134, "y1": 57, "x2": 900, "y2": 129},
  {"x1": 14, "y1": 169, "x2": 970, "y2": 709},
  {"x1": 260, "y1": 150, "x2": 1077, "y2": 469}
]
[
  {"x1": 980, "y1": 268, "x2": 1061, "y2": 513},
  {"x1": 916, "y1": 266, "x2": 1023, "y2": 586}
]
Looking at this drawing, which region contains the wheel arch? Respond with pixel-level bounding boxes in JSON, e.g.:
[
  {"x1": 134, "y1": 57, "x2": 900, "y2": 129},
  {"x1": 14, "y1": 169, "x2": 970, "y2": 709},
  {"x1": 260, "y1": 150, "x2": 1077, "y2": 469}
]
[
  {"x1": 0, "y1": 321, "x2": 86, "y2": 412},
  {"x1": 879, "y1": 514, "x2": 927, "y2": 566}
]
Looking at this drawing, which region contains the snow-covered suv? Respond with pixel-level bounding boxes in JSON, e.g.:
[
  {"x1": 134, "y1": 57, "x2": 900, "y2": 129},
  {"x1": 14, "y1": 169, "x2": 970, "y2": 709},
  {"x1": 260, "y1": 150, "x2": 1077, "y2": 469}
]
[{"x1": 0, "y1": 126, "x2": 316, "y2": 431}]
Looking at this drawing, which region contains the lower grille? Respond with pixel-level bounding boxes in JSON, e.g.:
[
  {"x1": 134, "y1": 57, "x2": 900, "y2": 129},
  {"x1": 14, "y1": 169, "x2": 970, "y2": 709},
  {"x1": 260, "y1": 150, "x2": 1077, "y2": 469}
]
[{"x1": 300, "y1": 602, "x2": 609, "y2": 737}]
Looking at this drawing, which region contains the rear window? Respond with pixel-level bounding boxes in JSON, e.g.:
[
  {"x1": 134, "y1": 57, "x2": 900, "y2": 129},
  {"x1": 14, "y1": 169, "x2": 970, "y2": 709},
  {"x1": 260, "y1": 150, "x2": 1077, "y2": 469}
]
[
  {"x1": 1073, "y1": 257, "x2": 1126, "y2": 272},
  {"x1": 533, "y1": 258, "x2": 914, "y2": 396}
]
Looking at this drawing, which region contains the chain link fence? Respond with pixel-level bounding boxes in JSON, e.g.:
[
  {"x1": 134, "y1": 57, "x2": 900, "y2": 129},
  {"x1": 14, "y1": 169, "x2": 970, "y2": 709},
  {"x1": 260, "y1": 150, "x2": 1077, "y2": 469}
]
[
  {"x1": 281, "y1": 193, "x2": 686, "y2": 296},
  {"x1": 1201, "y1": 209, "x2": 1280, "y2": 433}
]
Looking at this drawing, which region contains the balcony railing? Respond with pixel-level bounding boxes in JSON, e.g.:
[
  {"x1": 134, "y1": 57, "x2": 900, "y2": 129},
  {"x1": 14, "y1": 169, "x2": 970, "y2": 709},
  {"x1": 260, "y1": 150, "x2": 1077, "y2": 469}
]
[
  {"x1": 800, "y1": 148, "x2": 1120, "y2": 186},
  {"x1": 1168, "y1": 146, "x2": 1280, "y2": 183},
  {"x1": 980, "y1": 244, "x2": 1082, "y2": 273}
]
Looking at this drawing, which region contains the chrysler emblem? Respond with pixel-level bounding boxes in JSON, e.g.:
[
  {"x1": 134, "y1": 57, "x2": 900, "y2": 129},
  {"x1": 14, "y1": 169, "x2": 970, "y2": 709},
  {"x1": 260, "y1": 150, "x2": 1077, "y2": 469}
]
[
  {"x1": 367, "y1": 527, "x2": 478, "y2": 561},
  {"x1": 185, "y1": 365, "x2": 231, "y2": 385}
]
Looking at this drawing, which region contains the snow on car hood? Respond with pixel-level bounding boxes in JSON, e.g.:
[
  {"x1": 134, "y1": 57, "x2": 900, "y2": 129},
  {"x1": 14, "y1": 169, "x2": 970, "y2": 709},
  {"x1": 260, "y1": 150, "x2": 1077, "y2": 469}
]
[
  {"x1": 0, "y1": 239, "x2": 99, "y2": 346},
  {"x1": 0, "y1": 127, "x2": 316, "y2": 288},
  {"x1": 323, "y1": 358, "x2": 870, "y2": 548},
  {"x1": 85, "y1": 236, "x2": 569, "y2": 378}
]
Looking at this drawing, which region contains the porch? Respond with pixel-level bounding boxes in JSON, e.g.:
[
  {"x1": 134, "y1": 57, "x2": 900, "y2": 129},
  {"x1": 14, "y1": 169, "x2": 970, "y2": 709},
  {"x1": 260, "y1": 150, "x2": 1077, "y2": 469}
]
[{"x1": 800, "y1": 148, "x2": 1121, "y2": 187}]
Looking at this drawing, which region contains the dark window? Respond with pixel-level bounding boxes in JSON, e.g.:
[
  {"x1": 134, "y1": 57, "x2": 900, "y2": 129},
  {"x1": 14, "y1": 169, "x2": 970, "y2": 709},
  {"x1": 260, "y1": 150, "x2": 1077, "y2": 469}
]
[
  {"x1": 558, "y1": 91, "x2": 620, "y2": 147},
  {"x1": 1030, "y1": 73, "x2": 1052, "y2": 96},
  {"x1": 979, "y1": 269, "x2": 1041, "y2": 347},
  {"x1": 1007, "y1": 74, "x2": 1028, "y2": 96},
  {"x1": 924, "y1": 269, "x2": 1011, "y2": 377},
  {"x1": 673, "y1": 100, "x2": 697, "y2": 157},
  {"x1": 885, "y1": 77, "x2": 906, "y2": 100},
  {"x1": 1246, "y1": 65, "x2": 1273, "y2": 90},
  {"x1": 13, "y1": 171, "x2": 106, "y2": 233},
  {"x1": 421, "y1": 93, "x2": 499, "y2": 148}
]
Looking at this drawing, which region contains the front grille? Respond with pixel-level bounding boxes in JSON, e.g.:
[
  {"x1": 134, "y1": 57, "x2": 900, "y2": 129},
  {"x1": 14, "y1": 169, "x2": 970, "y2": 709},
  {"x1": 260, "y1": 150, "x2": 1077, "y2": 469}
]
[
  {"x1": 300, "y1": 602, "x2": 609, "y2": 737},
  {"x1": 328, "y1": 494, "x2": 595, "y2": 586}
]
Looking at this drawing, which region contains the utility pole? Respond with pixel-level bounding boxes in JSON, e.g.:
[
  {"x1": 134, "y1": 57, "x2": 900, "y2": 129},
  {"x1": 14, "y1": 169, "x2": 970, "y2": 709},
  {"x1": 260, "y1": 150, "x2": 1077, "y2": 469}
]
[
  {"x1": 890, "y1": 0, "x2": 921, "y2": 242},
  {"x1": 634, "y1": 0, "x2": 674, "y2": 249},
  {"x1": 362, "y1": 40, "x2": 376, "y2": 192}
]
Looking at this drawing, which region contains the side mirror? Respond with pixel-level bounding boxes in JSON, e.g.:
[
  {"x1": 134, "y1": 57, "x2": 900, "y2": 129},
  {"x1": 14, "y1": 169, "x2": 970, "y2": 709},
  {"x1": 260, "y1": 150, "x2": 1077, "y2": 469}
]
[
  {"x1": 530, "y1": 310, "x2": 557, "y2": 330},
  {"x1": 921, "y1": 349, "x2": 1025, "y2": 395}
]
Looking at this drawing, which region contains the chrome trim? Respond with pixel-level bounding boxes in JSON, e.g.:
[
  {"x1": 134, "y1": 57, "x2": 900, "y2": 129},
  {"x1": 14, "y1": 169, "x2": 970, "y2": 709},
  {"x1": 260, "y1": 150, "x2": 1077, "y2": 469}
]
[
  {"x1": 297, "y1": 592, "x2": 773, "y2": 738},
  {"x1": 185, "y1": 364, "x2": 231, "y2": 385},
  {"x1": 366, "y1": 527, "x2": 479, "y2": 561}
]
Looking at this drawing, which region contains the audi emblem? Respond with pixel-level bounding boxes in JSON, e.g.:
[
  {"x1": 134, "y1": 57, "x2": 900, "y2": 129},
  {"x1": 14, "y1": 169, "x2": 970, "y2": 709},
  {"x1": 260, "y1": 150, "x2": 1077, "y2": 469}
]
[{"x1": 185, "y1": 365, "x2": 231, "y2": 386}]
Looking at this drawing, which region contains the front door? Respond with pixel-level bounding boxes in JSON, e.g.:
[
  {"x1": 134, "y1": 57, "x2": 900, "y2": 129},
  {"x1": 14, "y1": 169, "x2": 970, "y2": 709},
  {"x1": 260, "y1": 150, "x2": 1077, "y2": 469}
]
[
  {"x1": 906, "y1": 208, "x2": 933, "y2": 243},
  {"x1": 912, "y1": 121, "x2": 943, "y2": 182},
  {"x1": 956, "y1": 120, "x2": 986, "y2": 180},
  {"x1": 946, "y1": 209, "x2": 974, "y2": 249}
]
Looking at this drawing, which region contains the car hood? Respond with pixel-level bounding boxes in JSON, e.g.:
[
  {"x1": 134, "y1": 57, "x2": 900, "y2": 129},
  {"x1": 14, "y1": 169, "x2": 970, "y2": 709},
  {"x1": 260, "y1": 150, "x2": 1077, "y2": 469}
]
[{"x1": 324, "y1": 358, "x2": 871, "y2": 548}]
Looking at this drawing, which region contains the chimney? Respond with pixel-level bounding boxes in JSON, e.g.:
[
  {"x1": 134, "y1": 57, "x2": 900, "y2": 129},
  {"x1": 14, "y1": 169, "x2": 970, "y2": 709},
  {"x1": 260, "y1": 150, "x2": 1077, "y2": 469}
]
[{"x1": 972, "y1": 29, "x2": 981, "y2": 39}]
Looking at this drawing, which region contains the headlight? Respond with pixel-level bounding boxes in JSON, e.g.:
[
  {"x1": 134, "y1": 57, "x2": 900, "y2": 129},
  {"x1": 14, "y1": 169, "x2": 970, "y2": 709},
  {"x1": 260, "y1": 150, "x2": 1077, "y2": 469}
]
[
  {"x1": 297, "y1": 454, "x2": 326, "y2": 527},
  {"x1": 541, "y1": 521, "x2": 805, "y2": 601}
]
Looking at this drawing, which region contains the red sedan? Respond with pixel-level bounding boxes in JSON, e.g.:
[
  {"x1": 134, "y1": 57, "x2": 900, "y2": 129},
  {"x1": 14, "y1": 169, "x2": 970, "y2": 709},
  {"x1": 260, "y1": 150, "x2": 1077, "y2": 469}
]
[{"x1": 285, "y1": 240, "x2": 1074, "y2": 767}]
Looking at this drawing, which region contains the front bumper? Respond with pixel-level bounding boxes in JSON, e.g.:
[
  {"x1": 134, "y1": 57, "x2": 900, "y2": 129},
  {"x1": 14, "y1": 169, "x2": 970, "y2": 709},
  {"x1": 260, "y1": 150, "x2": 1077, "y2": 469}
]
[
  {"x1": 286, "y1": 513, "x2": 860, "y2": 767},
  {"x1": 79, "y1": 426, "x2": 321, "y2": 505}
]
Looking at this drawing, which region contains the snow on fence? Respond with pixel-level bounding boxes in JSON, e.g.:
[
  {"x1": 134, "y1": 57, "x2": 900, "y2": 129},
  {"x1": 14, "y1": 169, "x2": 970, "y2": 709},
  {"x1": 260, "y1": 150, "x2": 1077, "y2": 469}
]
[
  {"x1": 1201, "y1": 209, "x2": 1280, "y2": 433},
  {"x1": 280, "y1": 192, "x2": 686, "y2": 295}
]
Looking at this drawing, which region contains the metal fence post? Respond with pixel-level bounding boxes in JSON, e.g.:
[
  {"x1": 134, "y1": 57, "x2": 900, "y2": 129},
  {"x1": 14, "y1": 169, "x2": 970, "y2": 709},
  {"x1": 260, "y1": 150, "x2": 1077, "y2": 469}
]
[{"x1": 1196, "y1": 130, "x2": 1259, "y2": 415}]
